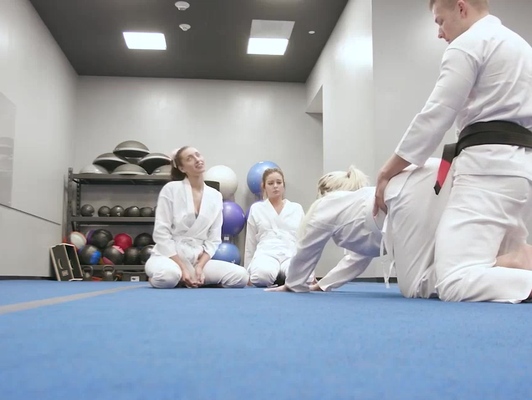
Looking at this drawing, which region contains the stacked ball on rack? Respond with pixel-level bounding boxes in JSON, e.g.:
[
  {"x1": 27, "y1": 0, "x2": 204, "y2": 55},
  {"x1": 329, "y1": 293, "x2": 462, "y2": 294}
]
[
  {"x1": 79, "y1": 204, "x2": 155, "y2": 218},
  {"x1": 68, "y1": 230, "x2": 155, "y2": 266},
  {"x1": 78, "y1": 140, "x2": 172, "y2": 176}
]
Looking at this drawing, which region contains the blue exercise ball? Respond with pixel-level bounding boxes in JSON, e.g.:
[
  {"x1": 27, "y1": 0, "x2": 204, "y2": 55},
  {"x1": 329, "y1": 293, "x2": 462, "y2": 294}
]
[
  {"x1": 212, "y1": 242, "x2": 241, "y2": 265},
  {"x1": 222, "y1": 201, "x2": 246, "y2": 236},
  {"x1": 246, "y1": 161, "x2": 279, "y2": 195}
]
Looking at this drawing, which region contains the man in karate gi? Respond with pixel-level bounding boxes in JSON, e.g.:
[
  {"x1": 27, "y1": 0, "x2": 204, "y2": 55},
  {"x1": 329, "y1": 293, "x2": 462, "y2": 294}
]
[{"x1": 374, "y1": 0, "x2": 532, "y2": 302}]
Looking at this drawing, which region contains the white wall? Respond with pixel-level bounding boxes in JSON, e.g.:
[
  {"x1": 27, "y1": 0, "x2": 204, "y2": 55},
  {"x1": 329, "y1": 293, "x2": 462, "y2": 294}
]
[
  {"x1": 305, "y1": 0, "x2": 376, "y2": 278},
  {"x1": 0, "y1": 0, "x2": 77, "y2": 276},
  {"x1": 73, "y1": 77, "x2": 323, "y2": 261},
  {"x1": 372, "y1": 0, "x2": 532, "y2": 172},
  {"x1": 305, "y1": 0, "x2": 532, "y2": 279},
  {"x1": 372, "y1": 0, "x2": 532, "y2": 257}
]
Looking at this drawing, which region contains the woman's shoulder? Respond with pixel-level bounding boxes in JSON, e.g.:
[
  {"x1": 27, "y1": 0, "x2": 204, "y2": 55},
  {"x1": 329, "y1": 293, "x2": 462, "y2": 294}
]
[
  {"x1": 161, "y1": 180, "x2": 183, "y2": 193},
  {"x1": 204, "y1": 184, "x2": 223, "y2": 202},
  {"x1": 284, "y1": 199, "x2": 304, "y2": 211}
]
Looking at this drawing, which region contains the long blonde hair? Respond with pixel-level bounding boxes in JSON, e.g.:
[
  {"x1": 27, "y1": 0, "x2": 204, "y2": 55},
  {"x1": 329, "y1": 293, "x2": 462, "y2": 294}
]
[{"x1": 298, "y1": 165, "x2": 369, "y2": 238}]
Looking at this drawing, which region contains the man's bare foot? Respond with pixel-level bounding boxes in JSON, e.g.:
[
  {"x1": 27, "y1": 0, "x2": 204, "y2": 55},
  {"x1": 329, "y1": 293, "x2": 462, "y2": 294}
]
[
  {"x1": 497, "y1": 244, "x2": 532, "y2": 271},
  {"x1": 309, "y1": 283, "x2": 323, "y2": 292}
]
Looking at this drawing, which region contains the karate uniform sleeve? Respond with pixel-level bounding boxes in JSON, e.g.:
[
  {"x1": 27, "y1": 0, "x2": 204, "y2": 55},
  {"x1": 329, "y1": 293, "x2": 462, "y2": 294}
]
[
  {"x1": 244, "y1": 211, "x2": 258, "y2": 269},
  {"x1": 317, "y1": 250, "x2": 373, "y2": 292},
  {"x1": 395, "y1": 47, "x2": 479, "y2": 166},
  {"x1": 203, "y1": 203, "x2": 223, "y2": 258},
  {"x1": 285, "y1": 221, "x2": 333, "y2": 292},
  {"x1": 152, "y1": 185, "x2": 178, "y2": 258}
]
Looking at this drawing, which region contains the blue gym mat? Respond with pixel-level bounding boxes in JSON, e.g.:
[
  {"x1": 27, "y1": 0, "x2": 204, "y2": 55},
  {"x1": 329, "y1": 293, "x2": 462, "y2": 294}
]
[
  {"x1": 0, "y1": 281, "x2": 530, "y2": 400},
  {"x1": 0, "y1": 280, "x2": 147, "y2": 306}
]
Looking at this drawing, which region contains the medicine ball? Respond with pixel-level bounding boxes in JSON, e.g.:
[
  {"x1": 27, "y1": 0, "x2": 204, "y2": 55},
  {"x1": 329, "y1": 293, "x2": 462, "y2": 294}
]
[
  {"x1": 102, "y1": 245, "x2": 124, "y2": 265},
  {"x1": 78, "y1": 245, "x2": 101, "y2": 265},
  {"x1": 69, "y1": 231, "x2": 86, "y2": 251},
  {"x1": 123, "y1": 247, "x2": 141, "y2": 265},
  {"x1": 80, "y1": 204, "x2": 95, "y2": 217},
  {"x1": 139, "y1": 207, "x2": 153, "y2": 217},
  {"x1": 98, "y1": 206, "x2": 111, "y2": 217},
  {"x1": 89, "y1": 229, "x2": 113, "y2": 249},
  {"x1": 110, "y1": 205, "x2": 124, "y2": 217},
  {"x1": 124, "y1": 206, "x2": 141, "y2": 217},
  {"x1": 84, "y1": 229, "x2": 96, "y2": 243},
  {"x1": 114, "y1": 233, "x2": 133, "y2": 250},
  {"x1": 134, "y1": 232, "x2": 154, "y2": 248},
  {"x1": 139, "y1": 245, "x2": 154, "y2": 265}
]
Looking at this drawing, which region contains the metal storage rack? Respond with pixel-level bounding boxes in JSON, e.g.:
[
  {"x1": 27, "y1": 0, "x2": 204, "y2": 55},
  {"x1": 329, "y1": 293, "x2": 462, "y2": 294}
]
[{"x1": 65, "y1": 167, "x2": 170, "y2": 274}]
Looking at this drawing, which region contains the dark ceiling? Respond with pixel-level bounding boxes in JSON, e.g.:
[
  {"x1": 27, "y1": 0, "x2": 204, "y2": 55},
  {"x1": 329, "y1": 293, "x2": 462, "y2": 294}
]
[{"x1": 29, "y1": 0, "x2": 348, "y2": 83}]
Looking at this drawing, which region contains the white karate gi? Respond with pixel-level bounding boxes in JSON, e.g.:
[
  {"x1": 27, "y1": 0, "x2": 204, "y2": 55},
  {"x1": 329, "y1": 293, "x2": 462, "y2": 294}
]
[
  {"x1": 299, "y1": 159, "x2": 448, "y2": 298},
  {"x1": 383, "y1": 158, "x2": 451, "y2": 299},
  {"x1": 245, "y1": 199, "x2": 307, "y2": 287},
  {"x1": 285, "y1": 187, "x2": 385, "y2": 292},
  {"x1": 395, "y1": 15, "x2": 532, "y2": 302},
  {"x1": 145, "y1": 179, "x2": 249, "y2": 289}
]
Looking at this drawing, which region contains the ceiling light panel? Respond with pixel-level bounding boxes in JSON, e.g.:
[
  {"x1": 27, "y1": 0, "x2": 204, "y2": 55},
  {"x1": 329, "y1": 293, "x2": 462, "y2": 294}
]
[
  {"x1": 247, "y1": 20, "x2": 295, "y2": 55},
  {"x1": 123, "y1": 32, "x2": 167, "y2": 50}
]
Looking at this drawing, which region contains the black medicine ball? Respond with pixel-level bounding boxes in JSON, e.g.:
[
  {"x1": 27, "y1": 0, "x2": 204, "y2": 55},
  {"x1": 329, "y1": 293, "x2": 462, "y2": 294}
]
[
  {"x1": 89, "y1": 229, "x2": 113, "y2": 249},
  {"x1": 134, "y1": 232, "x2": 154, "y2": 248},
  {"x1": 123, "y1": 247, "x2": 141, "y2": 265},
  {"x1": 124, "y1": 206, "x2": 141, "y2": 217},
  {"x1": 110, "y1": 206, "x2": 124, "y2": 217},
  {"x1": 139, "y1": 245, "x2": 154, "y2": 265},
  {"x1": 102, "y1": 246, "x2": 124, "y2": 265},
  {"x1": 98, "y1": 206, "x2": 111, "y2": 217},
  {"x1": 80, "y1": 204, "x2": 95, "y2": 217},
  {"x1": 139, "y1": 207, "x2": 153, "y2": 217}
]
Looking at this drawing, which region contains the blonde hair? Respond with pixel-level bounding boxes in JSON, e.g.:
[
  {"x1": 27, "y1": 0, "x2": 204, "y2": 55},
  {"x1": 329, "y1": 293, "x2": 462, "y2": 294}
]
[
  {"x1": 429, "y1": 0, "x2": 489, "y2": 10},
  {"x1": 317, "y1": 165, "x2": 369, "y2": 198},
  {"x1": 297, "y1": 165, "x2": 369, "y2": 239}
]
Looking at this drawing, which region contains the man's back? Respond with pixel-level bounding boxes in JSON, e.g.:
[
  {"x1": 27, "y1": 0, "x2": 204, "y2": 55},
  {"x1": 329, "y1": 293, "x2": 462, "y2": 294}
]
[{"x1": 451, "y1": 15, "x2": 532, "y2": 132}]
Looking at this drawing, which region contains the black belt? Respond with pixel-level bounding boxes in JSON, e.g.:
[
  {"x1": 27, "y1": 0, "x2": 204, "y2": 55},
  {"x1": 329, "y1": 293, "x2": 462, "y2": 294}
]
[{"x1": 434, "y1": 120, "x2": 532, "y2": 194}]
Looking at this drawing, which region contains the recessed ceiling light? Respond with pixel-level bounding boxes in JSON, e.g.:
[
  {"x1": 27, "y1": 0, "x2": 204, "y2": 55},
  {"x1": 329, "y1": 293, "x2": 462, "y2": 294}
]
[
  {"x1": 247, "y1": 38, "x2": 289, "y2": 55},
  {"x1": 308, "y1": 30, "x2": 316, "y2": 35},
  {"x1": 175, "y1": 1, "x2": 190, "y2": 11},
  {"x1": 123, "y1": 32, "x2": 167, "y2": 50}
]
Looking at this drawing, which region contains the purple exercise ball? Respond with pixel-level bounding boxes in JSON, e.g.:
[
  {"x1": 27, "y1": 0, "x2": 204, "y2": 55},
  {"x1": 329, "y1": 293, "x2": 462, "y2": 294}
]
[{"x1": 222, "y1": 201, "x2": 246, "y2": 236}]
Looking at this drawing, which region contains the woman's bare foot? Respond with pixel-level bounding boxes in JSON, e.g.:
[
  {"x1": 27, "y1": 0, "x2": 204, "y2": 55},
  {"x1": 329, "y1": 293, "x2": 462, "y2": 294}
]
[
  {"x1": 497, "y1": 244, "x2": 532, "y2": 271},
  {"x1": 309, "y1": 283, "x2": 323, "y2": 292},
  {"x1": 265, "y1": 284, "x2": 292, "y2": 292}
]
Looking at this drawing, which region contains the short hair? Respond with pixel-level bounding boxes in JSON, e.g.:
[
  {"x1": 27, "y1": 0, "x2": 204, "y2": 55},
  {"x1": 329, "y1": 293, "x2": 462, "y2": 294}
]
[
  {"x1": 429, "y1": 0, "x2": 489, "y2": 10},
  {"x1": 170, "y1": 146, "x2": 191, "y2": 181}
]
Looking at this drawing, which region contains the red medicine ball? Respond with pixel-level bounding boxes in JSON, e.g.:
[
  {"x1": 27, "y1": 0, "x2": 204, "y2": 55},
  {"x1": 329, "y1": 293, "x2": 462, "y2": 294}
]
[{"x1": 114, "y1": 233, "x2": 133, "y2": 251}]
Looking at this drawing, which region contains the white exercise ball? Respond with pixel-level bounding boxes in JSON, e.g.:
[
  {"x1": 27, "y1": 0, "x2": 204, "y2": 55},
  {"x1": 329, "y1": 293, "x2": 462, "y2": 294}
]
[{"x1": 204, "y1": 165, "x2": 238, "y2": 200}]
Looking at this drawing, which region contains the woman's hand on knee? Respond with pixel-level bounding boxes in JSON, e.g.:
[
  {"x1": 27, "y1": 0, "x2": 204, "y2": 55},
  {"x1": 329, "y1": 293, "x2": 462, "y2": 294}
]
[
  {"x1": 195, "y1": 267, "x2": 205, "y2": 286},
  {"x1": 181, "y1": 269, "x2": 198, "y2": 288}
]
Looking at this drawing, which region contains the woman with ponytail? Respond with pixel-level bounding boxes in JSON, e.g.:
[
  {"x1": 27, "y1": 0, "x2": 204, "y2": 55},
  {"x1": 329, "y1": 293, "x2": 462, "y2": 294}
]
[
  {"x1": 145, "y1": 146, "x2": 249, "y2": 289},
  {"x1": 267, "y1": 158, "x2": 451, "y2": 299}
]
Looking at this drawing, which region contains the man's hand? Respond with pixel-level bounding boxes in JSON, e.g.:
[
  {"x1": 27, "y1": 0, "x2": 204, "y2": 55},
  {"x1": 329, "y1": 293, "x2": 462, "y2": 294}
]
[
  {"x1": 374, "y1": 154, "x2": 412, "y2": 216},
  {"x1": 373, "y1": 174, "x2": 390, "y2": 216}
]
